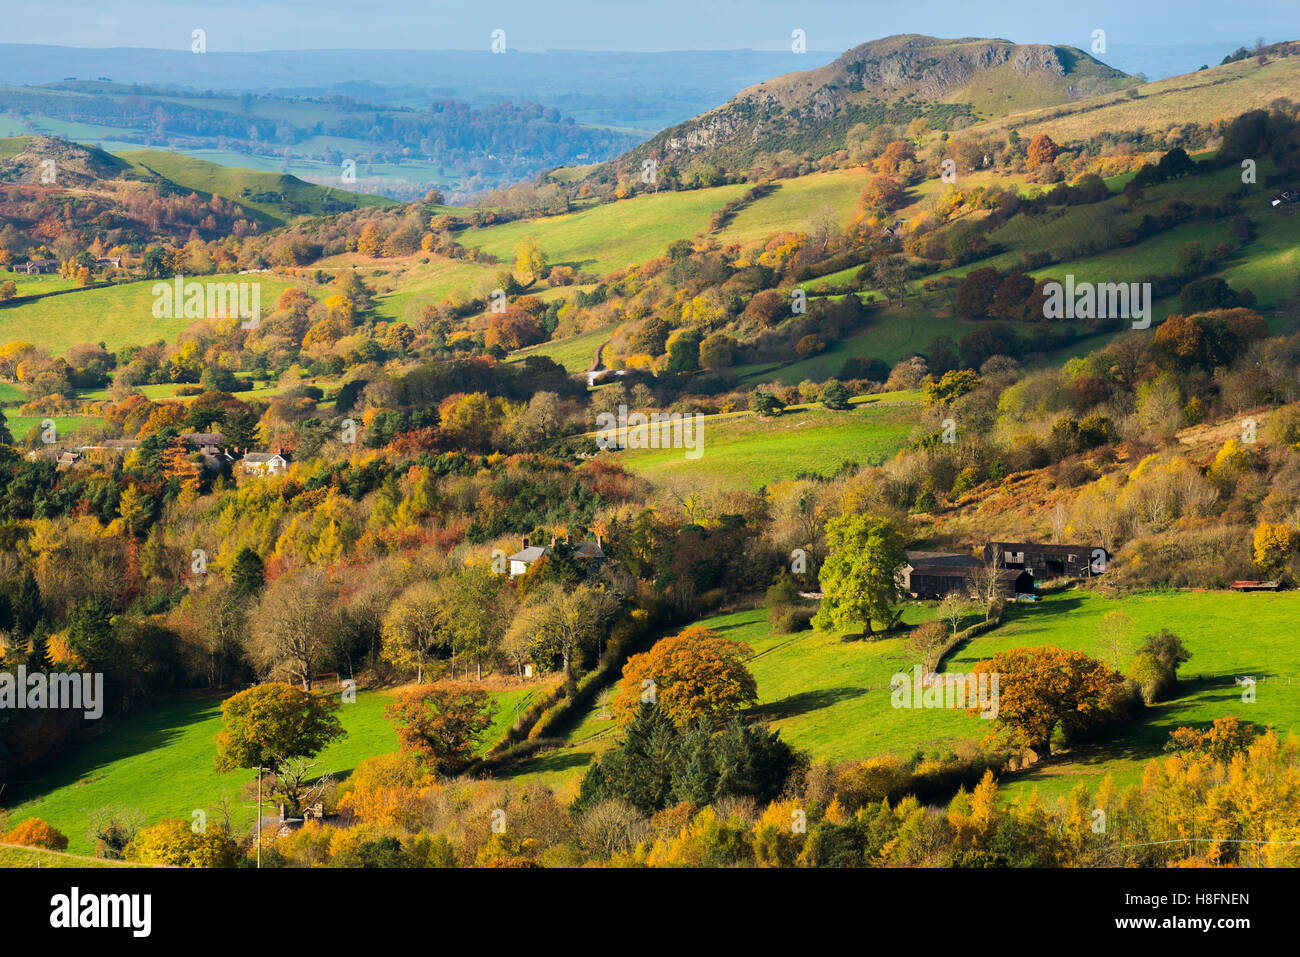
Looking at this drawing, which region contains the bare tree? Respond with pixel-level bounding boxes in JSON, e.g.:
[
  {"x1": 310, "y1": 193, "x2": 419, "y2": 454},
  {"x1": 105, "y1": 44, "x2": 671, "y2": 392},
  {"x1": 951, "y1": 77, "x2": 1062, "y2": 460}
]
[
  {"x1": 250, "y1": 567, "x2": 340, "y2": 690},
  {"x1": 1096, "y1": 610, "x2": 1132, "y2": 671},
  {"x1": 190, "y1": 581, "x2": 249, "y2": 690},
  {"x1": 507, "y1": 582, "x2": 618, "y2": 681},
  {"x1": 936, "y1": 593, "x2": 973, "y2": 637},
  {"x1": 968, "y1": 547, "x2": 1006, "y2": 619}
]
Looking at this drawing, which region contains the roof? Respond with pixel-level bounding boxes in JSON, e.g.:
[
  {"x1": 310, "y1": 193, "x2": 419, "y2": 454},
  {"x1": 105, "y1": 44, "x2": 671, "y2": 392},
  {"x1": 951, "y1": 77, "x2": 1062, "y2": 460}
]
[
  {"x1": 905, "y1": 550, "x2": 979, "y2": 567},
  {"x1": 509, "y1": 541, "x2": 606, "y2": 563},
  {"x1": 988, "y1": 542, "x2": 1105, "y2": 557},
  {"x1": 909, "y1": 564, "x2": 1029, "y2": 582},
  {"x1": 243, "y1": 452, "x2": 285, "y2": 463},
  {"x1": 182, "y1": 432, "x2": 225, "y2": 445},
  {"x1": 509, "y1": 545, "x2": 550, "y2": 563}
]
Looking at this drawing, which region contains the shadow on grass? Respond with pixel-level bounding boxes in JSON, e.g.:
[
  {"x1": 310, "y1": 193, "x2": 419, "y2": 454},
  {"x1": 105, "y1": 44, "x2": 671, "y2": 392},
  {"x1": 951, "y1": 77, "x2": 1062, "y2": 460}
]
[
  {"x1": 4, "y1": 693, "x2": 226, "y2": 804},
  {"x1": 494, "y1": 746, "x2": 594, "y2": 780},
  {"x1": 998, "y1": 677, "x2": 1266, "y2": 787},
  {"x1": 749, "y1": 686, "x2": 866, "y2": 722}
]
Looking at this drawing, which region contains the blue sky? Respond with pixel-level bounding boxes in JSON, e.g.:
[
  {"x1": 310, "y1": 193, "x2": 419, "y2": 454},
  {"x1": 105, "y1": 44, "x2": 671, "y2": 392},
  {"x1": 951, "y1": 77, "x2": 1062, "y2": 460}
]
[{"x1": 1, "y1": 0, "x2": 1295, "y2": 52}]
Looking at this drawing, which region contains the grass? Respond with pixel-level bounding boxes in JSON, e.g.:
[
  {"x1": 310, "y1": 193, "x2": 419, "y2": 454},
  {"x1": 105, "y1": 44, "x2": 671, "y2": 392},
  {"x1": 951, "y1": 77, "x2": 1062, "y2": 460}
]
[
  {"x1": 0, "y1": 843, "x2": 150, "y2": 867},
  {"x1": 947, "y1": 589, "x2": 1300, "y2": 801},
  {"x1": 613, "y1": 392, "x2": 919, "y2": 490},
  {"x1": 3, "y1": 689, "x2": 397, "y2": 856},
  {"x1": 0, "y1": 273, "x2": 302, "y2": 356},
  {"x1": 117, "y1": 150, "x2": 394, "y2": 226},
  {"x1": 4, "y1": 679, "x2": 554, "y2": 856},
  {"x1": 715, "y1": 168, "x2": 867, "y2": 245},
  {"x1": 508, "y1": 324, "x2": 615, "y2": 373},
  {"x1": 987, "y1": 56, "x2": 1300, "y2": 146},
  {"x1": 498, "y1": 587, "x2": 1300, "y2": 805},
  {"x1": 458, "y1": 184, "x2": 749, "y2": 276}
]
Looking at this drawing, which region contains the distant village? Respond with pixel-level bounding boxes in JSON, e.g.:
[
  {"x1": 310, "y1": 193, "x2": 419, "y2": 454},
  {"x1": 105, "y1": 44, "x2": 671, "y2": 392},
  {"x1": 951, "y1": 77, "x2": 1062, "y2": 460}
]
[{"x1": 27, "y1": 430, "x2": 290, "y2": 477}]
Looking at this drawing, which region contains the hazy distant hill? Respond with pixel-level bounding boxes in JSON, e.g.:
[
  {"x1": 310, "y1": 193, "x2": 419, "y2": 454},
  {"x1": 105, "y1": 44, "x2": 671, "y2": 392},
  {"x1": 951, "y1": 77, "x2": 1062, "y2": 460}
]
[{"x1": 0, "y1": 45, "x2": 834, "y2": 132}]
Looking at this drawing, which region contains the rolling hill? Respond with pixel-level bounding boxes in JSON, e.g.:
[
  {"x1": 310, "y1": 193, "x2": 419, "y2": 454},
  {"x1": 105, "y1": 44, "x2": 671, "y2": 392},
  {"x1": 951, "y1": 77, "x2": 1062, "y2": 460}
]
[{"x1": 602, "y1": 35, "x2": 1132, "y2": 175}]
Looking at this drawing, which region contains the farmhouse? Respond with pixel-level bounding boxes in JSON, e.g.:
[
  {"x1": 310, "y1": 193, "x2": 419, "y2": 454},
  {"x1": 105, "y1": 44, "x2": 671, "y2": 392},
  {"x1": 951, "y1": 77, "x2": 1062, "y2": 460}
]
[
  {"x1": 20, "y1": 259, "x2": 58, "y2": 275},
  {"x1": 242, "y1": 451, "x2": 289, "y2": 476},
  {"x1": 983, "y1": 542, "x2": 1107, "y2": 579},
  {"x1": 508, "y1": 535, "x2": 606, "y2": 576}
]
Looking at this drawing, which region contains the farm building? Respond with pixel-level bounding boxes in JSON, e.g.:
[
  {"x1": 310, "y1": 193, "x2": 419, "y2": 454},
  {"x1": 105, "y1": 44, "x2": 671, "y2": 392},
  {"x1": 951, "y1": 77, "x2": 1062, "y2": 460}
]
[
  {"x1": 901, "y1": 550, "x2": 1033, "y2": 599},
  {"x1": 983, "y1": 542, "x2": 1107, "y2": 579}
]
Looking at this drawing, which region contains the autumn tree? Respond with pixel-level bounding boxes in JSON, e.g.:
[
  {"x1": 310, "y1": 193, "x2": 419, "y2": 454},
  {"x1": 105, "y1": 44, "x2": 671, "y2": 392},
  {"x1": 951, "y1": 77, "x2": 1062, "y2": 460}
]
[
  {"x1": 812, "y1": 513, "x2": 906, "y2": 636},
  {"x1": 612, "y1": 626, "x2": 757, "y2": 727},
  {"x1": 249, "y1": 566, "x2": 340, "y2": 690},
  {"x1": 909, "y1": 620, "x2": 949, "y2": 672},
  {"x1": 512, "y1": 238, "x2": 548, "y2": 287},
  {"x1": 214, "y1": 682, "x2": 344, "y2": 813},
  {"x1": 444, "y1": 562, "x2": 514, "y2": 680},
  {"x1": 1095, "y1": 610, "x2": 1132, "y2": 672},
  {"x1": 506, "y1": 581, "x2": 618, "y2": 681},
  {"x1": 124, "y1": 818, "x2": 239, "y2": 868},
  {"x1": 356, "y1": 221, "x2": 383, "y2": 257},
  {"x1": 970, "y1": 646, "x2": 1123, "y2": 758},
  {"x1": 382, "y1": 580, "x2": 449, "y2": 683},
  {"x1": 1026, "y1": 134, "x2": 1059, "y2": 169},
  {"x1": 385, "y1": 685, "x2": 495, "y2": 773},
  {"x1": 3, "y1": 817, "x2": 68, "y2": 851}
]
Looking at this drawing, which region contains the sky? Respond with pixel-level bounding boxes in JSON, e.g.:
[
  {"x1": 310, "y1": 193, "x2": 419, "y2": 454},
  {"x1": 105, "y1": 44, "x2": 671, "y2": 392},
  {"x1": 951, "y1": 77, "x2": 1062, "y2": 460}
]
[{"x1": 0, "y1": 0, "x2": 1294, "y2": 52}]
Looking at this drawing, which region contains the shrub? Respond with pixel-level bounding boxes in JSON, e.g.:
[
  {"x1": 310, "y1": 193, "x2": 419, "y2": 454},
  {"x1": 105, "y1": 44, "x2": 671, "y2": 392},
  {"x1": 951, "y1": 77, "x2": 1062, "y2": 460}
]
[
  {"x1": 4, "y1": 817, "x2": 68, "y2": 851},
  {"x1": 770, "y1": 606, "x2": 815, "y2": 634},
  {"x1": 820, "y1": 380, "x2": 852, "y2": 410},
  {"x1": 124, "y1": 818, "x2": 239, "y2": 868}
]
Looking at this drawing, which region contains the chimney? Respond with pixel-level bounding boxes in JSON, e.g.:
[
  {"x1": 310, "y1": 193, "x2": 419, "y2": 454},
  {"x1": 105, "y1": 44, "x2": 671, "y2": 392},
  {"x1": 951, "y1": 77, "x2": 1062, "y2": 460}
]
[
  {"x1": 522, "y1": 536, "x2": 529, "y2": 549},
  {"x1": 565, "y1": 533, "x2": 572, "y2": 545},
  {"x1": 596, "y1": 534, "x2": 603, "y2": 547},
  {"x1": 550, "y1": 536, "x2": 557, "y2": 547}
]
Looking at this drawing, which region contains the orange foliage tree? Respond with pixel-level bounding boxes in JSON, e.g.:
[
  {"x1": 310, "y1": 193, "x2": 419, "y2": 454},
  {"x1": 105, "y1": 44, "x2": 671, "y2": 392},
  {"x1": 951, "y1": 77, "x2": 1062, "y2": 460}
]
[
  {"x1": 612, "y1": 626, "x2": 757, "y2": 728},
  {"x1": 4, "y1": 817, "x2": 69, "y2": 851},
  {"x1": 969, "y1": 646, "x2": 1123, "y2": 758}
]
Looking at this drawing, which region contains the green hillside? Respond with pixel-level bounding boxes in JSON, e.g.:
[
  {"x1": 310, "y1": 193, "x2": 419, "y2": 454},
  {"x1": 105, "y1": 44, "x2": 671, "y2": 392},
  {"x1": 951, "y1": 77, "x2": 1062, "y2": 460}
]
[
  {"x1": 615, "y1": 391, "x2": 920, "y2": 490},
  {"x1": 0, "y1": 273, "x2": 303, "y2": 356},
  {"x1": 118, "y1": 150, "x2": 395, "y2": 226}
]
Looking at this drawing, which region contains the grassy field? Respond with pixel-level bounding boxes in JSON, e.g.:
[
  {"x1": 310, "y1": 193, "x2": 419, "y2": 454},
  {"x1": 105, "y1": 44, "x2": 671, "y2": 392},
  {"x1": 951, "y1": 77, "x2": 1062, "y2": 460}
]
[
  {"x1": 0, "y1": 273, "x2": 303, "y2": 356},
  {"x1": 948, "y1": 589, "x2": 1300, "y2": 801},
  {"x1": 715, "y1": 168, "x2": 867, "y2": 245},
  {"x1": 508, "y1": 324, "x2": 615, "y2": 373},
  {"x1": 0, "y1": 270, "x2": 79, "y2": 298},
  {"x1": 493, "y1": 587, "x2": 1300, "y2": 806},
  {"x1": 4, "y1": 681, "x2": 543, "y2": 856},
  {"x1": 985, "y1": 56, "x2": 1300, "y2": 145},
  {"x1": 458, "y1": 184, "x2": 749, "y2": 276},
  {"x1": 117, "y1": 150, "x2": 395, "y2": 226},
  {"x1": 0, "y1": 844, "x2": 149, "y2": 867},
  {"x1": 614, "y1": 392, "x2": 919, "y2": 490}
]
